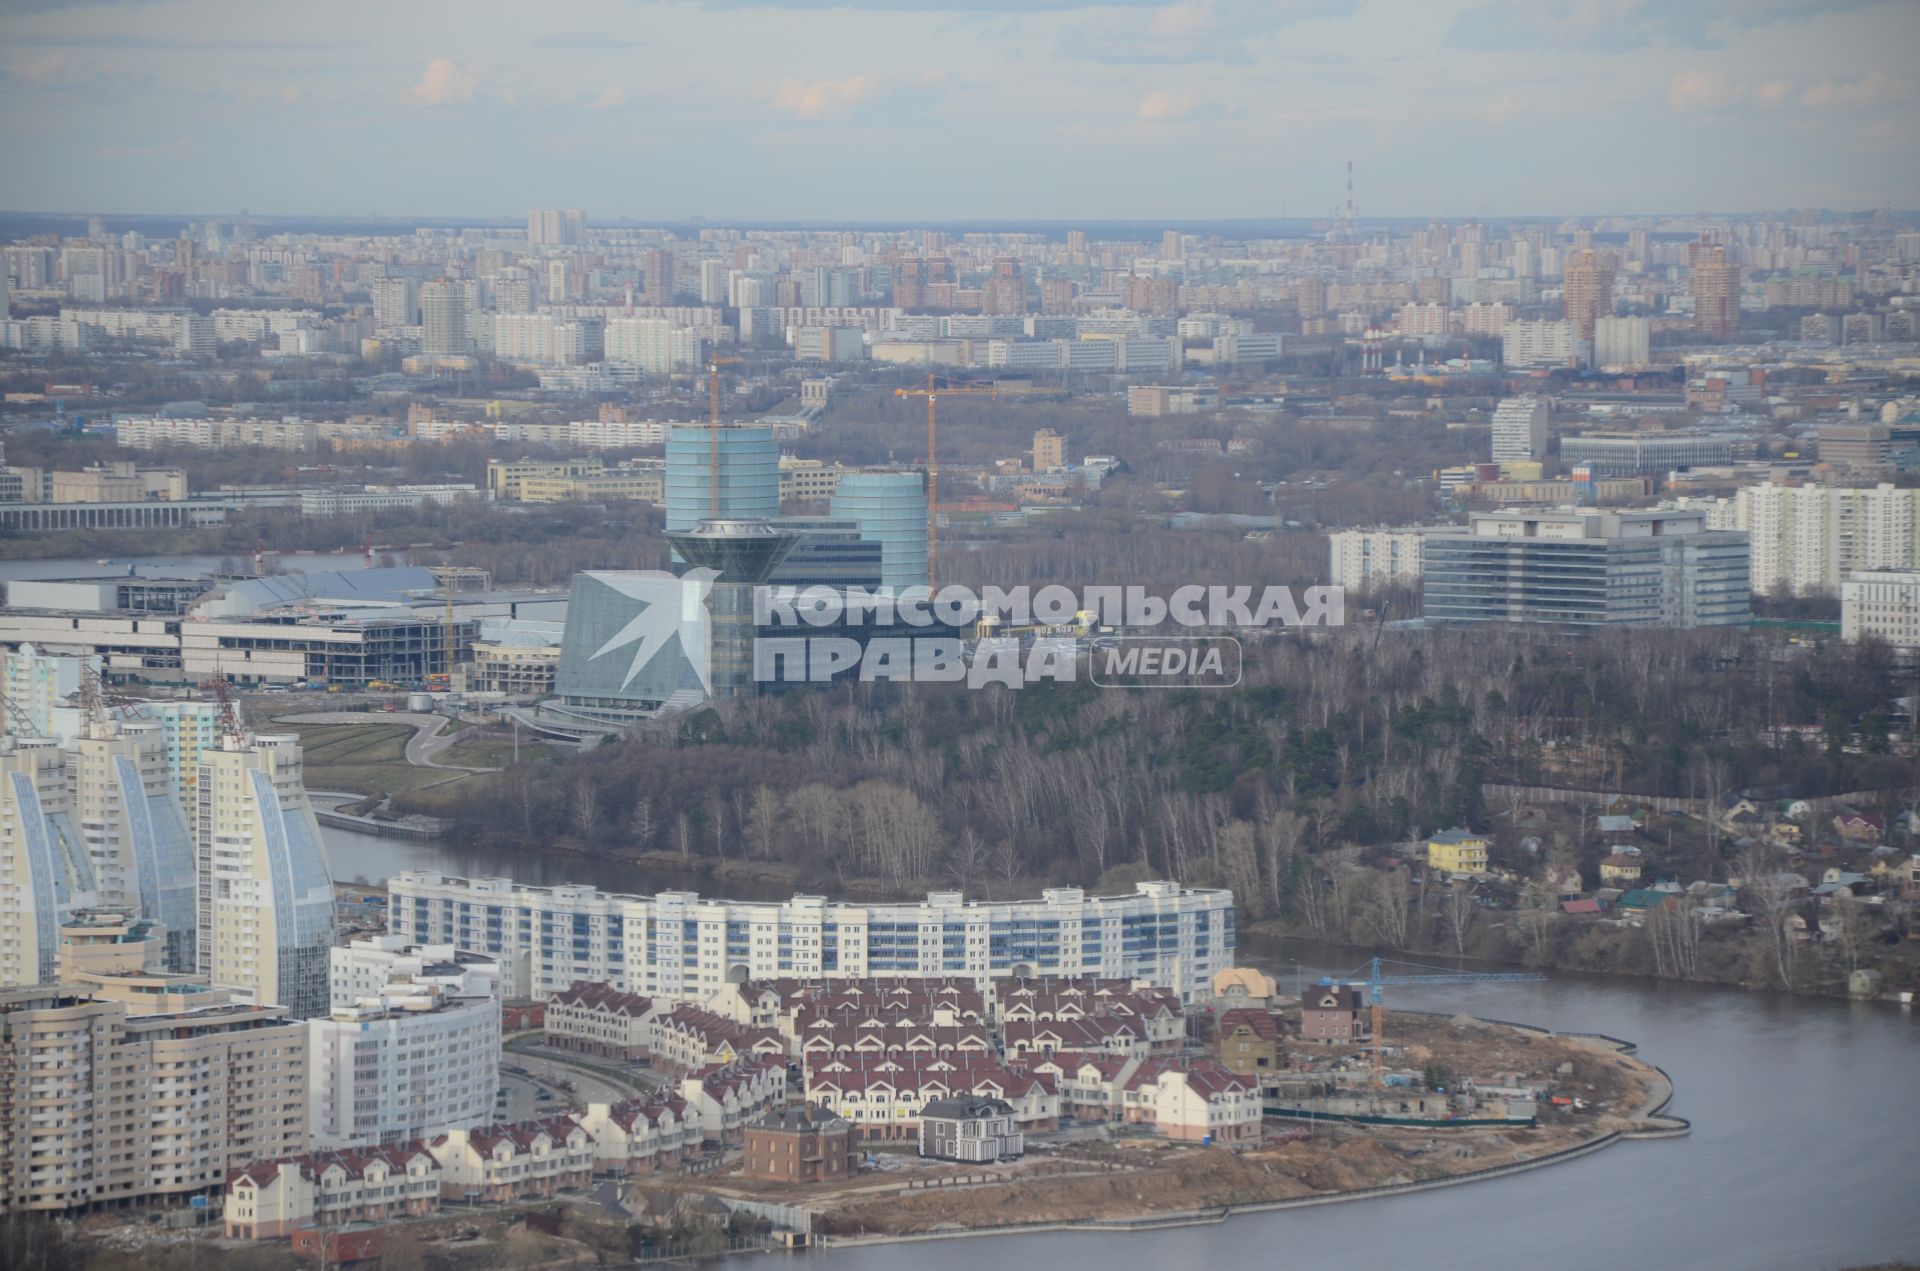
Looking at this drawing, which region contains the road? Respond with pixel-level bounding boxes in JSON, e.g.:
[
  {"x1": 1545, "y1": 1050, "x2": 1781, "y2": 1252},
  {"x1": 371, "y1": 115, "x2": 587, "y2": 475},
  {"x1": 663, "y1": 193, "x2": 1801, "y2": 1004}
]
[
  {"x1": 274, "y1": 710, "x2": 500, "y2": 772},
  {"x1": 502, "y1": 1034, "x2": 655, "y2": 1116}
]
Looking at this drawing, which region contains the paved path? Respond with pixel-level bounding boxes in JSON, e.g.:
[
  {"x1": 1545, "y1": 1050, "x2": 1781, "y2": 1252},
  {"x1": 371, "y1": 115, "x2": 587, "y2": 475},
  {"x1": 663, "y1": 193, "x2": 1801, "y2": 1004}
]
[
  {"x1": 504, "y1": 1034, "x2": 652, "y2": 1109},
  {"x1": 274, "y1": 710, "x2": 500, "y2": 773}
]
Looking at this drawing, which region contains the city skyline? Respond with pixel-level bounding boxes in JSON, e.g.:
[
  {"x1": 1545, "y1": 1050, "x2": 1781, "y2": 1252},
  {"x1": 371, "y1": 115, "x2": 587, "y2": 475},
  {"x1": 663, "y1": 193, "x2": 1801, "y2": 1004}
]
[{"x1": 2, "y1": 0, "x2": 1917, "y2": 220}]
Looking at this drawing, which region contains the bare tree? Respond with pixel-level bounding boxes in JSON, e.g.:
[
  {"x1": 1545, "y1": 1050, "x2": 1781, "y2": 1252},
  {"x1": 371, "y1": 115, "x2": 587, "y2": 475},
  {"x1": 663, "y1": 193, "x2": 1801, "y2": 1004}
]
[
  {"x1": 568, "y1": 778, "x2": 600, "y2": 842},
  {"x1": 1736, "y1": 843, "x2": 1802, "y2": 989}
]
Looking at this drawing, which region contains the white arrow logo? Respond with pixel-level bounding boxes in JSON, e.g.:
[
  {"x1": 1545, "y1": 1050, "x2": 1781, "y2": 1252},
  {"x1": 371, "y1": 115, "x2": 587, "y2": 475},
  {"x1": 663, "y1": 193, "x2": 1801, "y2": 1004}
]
[{"x1": 586, "y1": 569, "x2": 717, "y2": 696}]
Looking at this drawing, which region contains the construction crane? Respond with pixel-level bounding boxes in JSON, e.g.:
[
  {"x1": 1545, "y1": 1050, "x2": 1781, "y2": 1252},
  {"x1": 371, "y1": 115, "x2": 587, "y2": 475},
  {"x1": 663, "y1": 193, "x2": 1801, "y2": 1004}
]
[
  {"x1": 705, "y1": 355, "x2": 744, "y2": 516},
  {"x1": 200, "y1": 674, "x2": 244, "y2": 740},
  {"x1": 892, "y1": 374, "x2": 997, "y2": 587},
  {"x1": 1316, "y1": 957, "x2": 1546, "y2": 1090}
]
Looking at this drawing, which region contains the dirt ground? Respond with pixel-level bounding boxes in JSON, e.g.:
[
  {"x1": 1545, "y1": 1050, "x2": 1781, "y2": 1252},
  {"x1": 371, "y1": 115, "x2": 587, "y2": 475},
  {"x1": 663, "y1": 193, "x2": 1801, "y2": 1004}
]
[{"x1": 756, "y1": 1019, "x2": 1662, "y2": 1237}]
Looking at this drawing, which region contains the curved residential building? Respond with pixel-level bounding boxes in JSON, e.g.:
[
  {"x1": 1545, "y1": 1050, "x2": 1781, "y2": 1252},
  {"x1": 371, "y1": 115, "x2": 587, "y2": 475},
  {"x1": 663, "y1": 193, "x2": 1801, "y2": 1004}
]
[
  {"x1": 0, "y1": 737, "x2": 96, "y2": 988},
  {"x1": 830, "y1": 469, "x2": 930, "y2": 590},
  {"x1": 71, "y1": 722, "x2": 197, "y2": 971},
  {"x1": 308, "y1": 938, "x2": 502, "y2": 1149},
  {"x1": 388, "y1": 874, "x2": 1235, "y2": 1004},
  {"x1": 197, "y1": 733, "x2": 335, "y2": 1018}
]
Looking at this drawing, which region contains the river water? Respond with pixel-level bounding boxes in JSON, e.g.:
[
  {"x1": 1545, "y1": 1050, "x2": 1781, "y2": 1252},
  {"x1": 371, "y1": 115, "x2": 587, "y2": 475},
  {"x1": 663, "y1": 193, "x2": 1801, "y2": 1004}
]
[{"x1": 315, "y1": 820, "x2": 1919, "y2": 1271}]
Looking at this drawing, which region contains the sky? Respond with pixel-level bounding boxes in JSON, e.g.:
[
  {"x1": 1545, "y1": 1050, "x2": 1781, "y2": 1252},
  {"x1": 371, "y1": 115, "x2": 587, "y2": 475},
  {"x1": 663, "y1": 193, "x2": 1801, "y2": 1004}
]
[{"x1": 0, "y1": 0, "x2": 1916, "y2": 222}]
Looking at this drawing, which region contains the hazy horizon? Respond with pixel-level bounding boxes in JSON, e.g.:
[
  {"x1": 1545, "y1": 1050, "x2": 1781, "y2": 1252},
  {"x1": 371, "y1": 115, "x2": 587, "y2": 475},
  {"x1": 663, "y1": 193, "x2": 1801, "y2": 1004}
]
[{"x1": 3, "y1": 0, "x2": 1916, "y2": 220}]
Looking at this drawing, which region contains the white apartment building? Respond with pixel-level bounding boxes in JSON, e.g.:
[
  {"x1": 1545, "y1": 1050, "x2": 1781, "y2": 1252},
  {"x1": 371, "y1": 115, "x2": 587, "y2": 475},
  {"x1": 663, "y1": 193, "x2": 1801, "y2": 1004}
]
[
  {"x1": 388, "y1": 875, "x2": 1237, "y2": 1004},
  {"x1": 605, "y1": 317, "x2": 703, "y2": 374},
  {"x1": 197, "y1": 733, "x2": 335, "y2": 1019},
  {"x1": 1460, "y1": 301, "x2": 1513, "y2": 337},
  {"x1": 1502, "y1": 320, "x2": 1576, "y2": 368},
  {"x1": 0, "y1": 642, "x2": 82, "y2": 737},
  {"x1": 112, "y1": 417, "x2": 320, "y2": 452},
  {"x1": 1842, "y1": 569, "x2": 1920, "y2": 647},
  {"x1": 1396, "y1": 302, "x2": 1450, "y2": 337},
  {"x1": 308, "y1": 939, "x2": 502, "y2": 1149},
  {"x1": 493, "y1": 314, "x2": 591, "y2": 366},
  {"x1": 1328, "y1": 526, "x2": 1464, "y2": 591},
  {"x1": 1491, "y1": 396, "x2": 1550, "y2": 463},
  {"x1": 1692, "y1": 483, "x2": 1920, "y2": 594}
]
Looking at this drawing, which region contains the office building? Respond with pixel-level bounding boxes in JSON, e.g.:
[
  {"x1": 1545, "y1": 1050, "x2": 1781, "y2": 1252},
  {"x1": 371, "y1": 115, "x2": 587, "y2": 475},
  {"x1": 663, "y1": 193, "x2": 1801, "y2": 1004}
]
[
  {"x1": 0, "y1": 981, "x2": 308, "y2": 1212},
  {"x1": 829, "y1": 470, "x2": 931, "y2": 591},
  {"x1": 1842, "y1": 569, "x2": 1920, "y2": 647},
  {"x1": 1691, "y1": 239, "x2": 1738, "y2": 341},
  {"x1": 1559, "y1": 432, "x2": 1737, "y2": 476},
  {"x1": 1562, "y1": 250, "x2": 1615, "y2": 345},
  {"x1": 664, "y1": 424, "x2": 779, "y2": 532},
  {"x1": 1423, "y1": 507, "x2": 1750, "y2": 628},
  {"x1": 1818, "y1": 423, "x2": 1892, "y2": 471},
  {"x1": 1327, "y1": 526, "x2": 1464, "y2": 590},
  {"x1": 308, "y1": 937, "x2": 502, "y2": 1149},
  {"x1": 418, "y1": 278, "x2": 467, "y2": 357},
  {"x1": 663, "y1": 518, "x2": 802, "y2": 702},
  {"x1": 1490, "y1": 396, "x2": 1550, "y2": 463},
  {"x1": 1502, "y1": 319, "x2": 1576, "y2": 368},
  {"x1": 197, "y1": 732, "x2": 335, "y2": 1018},
  {"x1": 388, "y1": 874, "x2": 1236, "y2": 1004}
]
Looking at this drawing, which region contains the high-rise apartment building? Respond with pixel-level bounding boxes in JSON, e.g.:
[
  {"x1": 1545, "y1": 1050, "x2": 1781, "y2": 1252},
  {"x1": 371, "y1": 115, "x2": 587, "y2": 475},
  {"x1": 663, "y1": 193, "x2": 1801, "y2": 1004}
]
[
  {"x1": 196, "y1": 732, "x2": 335, "y2": 1019},
  {"x1": 418, "y1": 278, "x2": 467, "y2": 357},
  {"x1": 1490, "y1": 396, "x2": 1550, "y2": 463},
  {"x1": 1161, "y1": 229, "x2": 1184, "y2": 262},
  {"x1": 0, "y1": 979, "x2": 308, "y2": 1212},
  {"x1": 1423, "y1": 508, "x2": 1750, "y2": 628},
  {"x1": 526, "y1": 208, "x2": 586, "y2": 248},
  {"x1": 1593, "y1": 315, "x2": 1652, "y2": 369},
  {"x1": 1327, "y1": 526, "x2": 1464, "y2": 590},
  {"x1": 1691, "y1": 238, "x2": 1738, "y2": 341},
  {"x1": 1562, "y1": 249, "x2": 1615, "y2": 346},
  {"x1": 307, "y1": 936, "x2": 502, "y2": 1149},
  {"x1": 1712, "y1": 482, "x2": 1920, "y2": 594},
  {"x1": 369, "y1": 277, "x2": 414, "y2": 335},
  {"x1": 1502, "y1": 320, "x2": 1576, "y2": 368}
]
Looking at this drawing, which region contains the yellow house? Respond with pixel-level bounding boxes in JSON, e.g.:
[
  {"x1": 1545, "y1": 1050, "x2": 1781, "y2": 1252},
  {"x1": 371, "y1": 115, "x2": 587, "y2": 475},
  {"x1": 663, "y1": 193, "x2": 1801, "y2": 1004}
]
[
  {"x1": 1599, "y1": 852, "x2": 1644, "y2": 885},
  {"x1": 1427, "y1": 829, "x2": 1490, "y2": 875}
]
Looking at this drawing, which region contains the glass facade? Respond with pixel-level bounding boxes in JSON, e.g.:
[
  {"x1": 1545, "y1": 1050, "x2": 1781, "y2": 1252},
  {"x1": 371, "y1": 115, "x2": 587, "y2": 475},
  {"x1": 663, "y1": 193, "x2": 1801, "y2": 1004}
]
[
  {"x1": 830, "y1": 470, "x2": 930, "y2": 591},
  {"x1": 664, "y1": 425, "x2": 778, "y2": 532}
]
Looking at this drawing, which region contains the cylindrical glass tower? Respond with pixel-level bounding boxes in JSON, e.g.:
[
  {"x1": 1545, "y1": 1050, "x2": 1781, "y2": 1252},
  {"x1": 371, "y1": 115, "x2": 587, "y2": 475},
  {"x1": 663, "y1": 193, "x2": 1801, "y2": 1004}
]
[{"x1": 829, "y1": 469, "x2": 930, "y2": 591}]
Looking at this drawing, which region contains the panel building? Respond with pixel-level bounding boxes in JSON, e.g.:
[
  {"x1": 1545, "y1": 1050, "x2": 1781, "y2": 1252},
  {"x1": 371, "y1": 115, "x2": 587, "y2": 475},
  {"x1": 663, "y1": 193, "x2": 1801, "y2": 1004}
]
[
  {"x1": 1842, "y1": 569, "x2": 1920, "y2": 647},
  {"x1": 1490, "y1": 396, "x2": 1550, "y2": 463},
  {"x1": 1422, "y1": 508, "x2": 1750, "y2": 628},
  {"x1": 388, "y1": 874, "x2": 1236, "y2": 1004}
]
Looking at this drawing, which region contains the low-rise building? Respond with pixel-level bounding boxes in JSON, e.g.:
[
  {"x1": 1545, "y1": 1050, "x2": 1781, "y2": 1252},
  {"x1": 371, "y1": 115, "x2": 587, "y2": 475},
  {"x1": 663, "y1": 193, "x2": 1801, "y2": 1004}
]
[
  {"x1": 1300, "y1": 985, "x2": 1367, "y2": 1044},
  {"x1": 742, "y1": 1104, "x2": 858, "y2": 1183},
  {"x1": 544, "y1": 981, "x2": 656, "y2": 1061},
  {"x1": 575, "y1": 1094, "x2": 698, "y2": 1175},
  {"x1": 1215, "y1": 1007, "x2": 1285, "y2": 1075},
  {"x1": 1427, "y1": 828, "x2": 1491, "y2": 875},
  {"x1": 1121, "y1": 1060, "x2": 1261, "y2": 1143},
  {"x1": 429, "y1": 1117, "x2": 596, "y2": 1203},
  {"x1": 226, "y1": 1144, "x2": 441, "y2": 1240},
  {"x1": 918, "y1": 1096, "x2": 1023, "y2": 1162}
]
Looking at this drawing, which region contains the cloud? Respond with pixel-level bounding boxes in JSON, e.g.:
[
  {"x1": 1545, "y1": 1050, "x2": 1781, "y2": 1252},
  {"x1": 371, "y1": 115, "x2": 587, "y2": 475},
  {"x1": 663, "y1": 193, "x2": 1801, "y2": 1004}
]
[
  {"x1": 768, "y1": 73, "x2": 885, "y2": 120},
  {"x1": 1668, "y1": 70, "x2": 1738, "y2": 112},
  {"x1": 403, "y1": 57, "x2": 479, "y2": 106},
  {"x1": 1057, "y1": 0, "x2": 1357, "y2": 64},
  {"x1": 1750, "y1": 78, "x2": 1795, "y2": 106},
  {"x1": 6, "y1": 33, "x2": 368, "y2": 51},
  {"x1": 1448, "y1": 0, "x2": 1881, "y2": 53},
  {"x1": 2, "y1": 53, "x2": 70, "y2": 82},
  {"x1": 1136, "y1": 89, "x2": 1195, "y2": 121},
  {"x1": 596, "y1": 86, "x2": 627, "y2": 109},
  {"x1": 704, "y1": 0, "x2": 1207, "y2": 9},
  {"x1": 1799, "y1": 71, "x2": 1912, "y2": 108}
]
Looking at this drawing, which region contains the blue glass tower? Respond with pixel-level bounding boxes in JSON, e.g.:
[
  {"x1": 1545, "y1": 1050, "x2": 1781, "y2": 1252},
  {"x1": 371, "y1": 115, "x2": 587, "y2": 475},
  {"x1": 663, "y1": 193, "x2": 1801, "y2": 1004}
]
[
  {"x1": 830, "y1": 469, "x2": 930, "y2": 591},
  {"x1": 665, "y1": 424, "x2": 779, "y2": 531}
]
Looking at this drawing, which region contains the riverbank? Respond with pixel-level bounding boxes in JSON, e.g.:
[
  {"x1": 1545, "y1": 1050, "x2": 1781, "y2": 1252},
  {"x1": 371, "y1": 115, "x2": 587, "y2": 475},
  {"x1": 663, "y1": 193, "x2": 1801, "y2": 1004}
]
[{"x1": 680, "y1": 1016, "x2": 1674, "y2": 1245}]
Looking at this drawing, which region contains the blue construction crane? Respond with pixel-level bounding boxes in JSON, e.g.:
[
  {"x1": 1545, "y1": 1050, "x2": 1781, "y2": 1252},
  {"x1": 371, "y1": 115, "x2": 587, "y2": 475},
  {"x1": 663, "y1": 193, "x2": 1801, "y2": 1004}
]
[{"x1": 1316, "y1": 957, "x2": 1547, "y2": 1088}]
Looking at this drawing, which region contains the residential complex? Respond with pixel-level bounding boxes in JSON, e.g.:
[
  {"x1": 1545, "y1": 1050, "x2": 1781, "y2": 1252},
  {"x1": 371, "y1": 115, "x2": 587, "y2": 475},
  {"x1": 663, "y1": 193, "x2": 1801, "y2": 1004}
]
[
  {"x1": 386, "y1": 873, "x2": 1236, "y2": 1003},
  {"x1": 1490, "y1": 396, "x2": 1549, "y2": 463},
  {"x1": 1327, "y1": 526, "x2": 1462, "y2": 591},
  {"x1": 1678, "y1": 483, "x2": 1920, "y2": 595}
]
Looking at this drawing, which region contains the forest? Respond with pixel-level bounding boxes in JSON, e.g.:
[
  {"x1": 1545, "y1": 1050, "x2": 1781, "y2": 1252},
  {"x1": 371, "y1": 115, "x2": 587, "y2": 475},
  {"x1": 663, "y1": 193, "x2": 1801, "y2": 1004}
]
[{"x1": 402, "y1": 623, "x2": 1910, "y2": 922}]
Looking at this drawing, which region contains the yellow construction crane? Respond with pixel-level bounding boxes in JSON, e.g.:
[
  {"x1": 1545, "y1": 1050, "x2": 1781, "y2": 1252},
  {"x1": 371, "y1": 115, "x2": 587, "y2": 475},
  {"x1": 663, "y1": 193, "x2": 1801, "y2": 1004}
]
[
  {"x1": 706, "y1": 355, "x2": 744, "y2": 515},
  {"x1": 892, "y1": 374, "x2": 997, "y2": 587}
]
